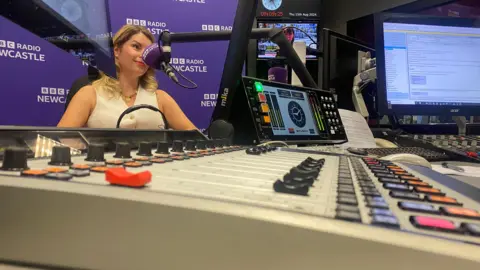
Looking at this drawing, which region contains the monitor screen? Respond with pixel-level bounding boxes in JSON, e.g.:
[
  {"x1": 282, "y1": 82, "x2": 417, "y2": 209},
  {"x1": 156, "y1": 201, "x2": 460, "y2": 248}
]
[
  {"x1": 262, "y1": 86, "x2": 319, "y2": 136},
  {"x1": 257, "y1": 22, "x2": 318, "y2": 59},
  {"x1": 383, "y1": 22, "x2": 480, "y2": 107},
  {"x1": 240, "y1": 77, "x2": 347, "y2": 144}
]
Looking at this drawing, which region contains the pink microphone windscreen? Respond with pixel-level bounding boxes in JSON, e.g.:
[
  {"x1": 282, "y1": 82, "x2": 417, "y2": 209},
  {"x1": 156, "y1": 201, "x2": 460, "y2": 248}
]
[
  {"x1": 268, "y1": 67, "x2": 288, "y2": 83},
  {"x1": 142, "y1": 43, "x2": 163, "y2": 69}
]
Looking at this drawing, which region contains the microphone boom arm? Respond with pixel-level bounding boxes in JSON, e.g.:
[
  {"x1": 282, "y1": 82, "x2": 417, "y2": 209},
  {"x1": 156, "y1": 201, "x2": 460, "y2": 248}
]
[{"x1": 159, "y1": 28, "x2": 317, "y2": 89}]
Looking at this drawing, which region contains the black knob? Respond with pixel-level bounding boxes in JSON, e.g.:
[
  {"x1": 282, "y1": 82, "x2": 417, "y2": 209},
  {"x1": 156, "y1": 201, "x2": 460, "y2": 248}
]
[
  {"x1": 171, "y1": 140, "x2": 184, "y2": 153},
  {"x1": 197, "y1": 141, "x2": 207, "y2": 150},
  {"x1": 214, "y1": 139, "x2": 224, "y2": 148},
  {"x1": 1, "y1": 147, "x2": 29, "y2": 171},
  {"x1": 185, "y1": 140, "x2": 197, "y2": 151},
  {"x1": 283, "y1": 173, "x2": 315, "y2": 186},
  {"x1": 273, "y1": 180, "x2": 309, "y2": 196},
  {"x1": 49, "y1": 146, "x2": 72, "y2": 166},
  {"x1": 113, "y1": 142, "x2": 132, "y2": 159},
  {"x1": 206, "y1": 140, "x2": 215, "y2": 149},
  {"x1": 223, "y1": 139, "x2": 231, "y2": 147},
  {"x1": 155, "y1": 141, "x2": 170, "y2": 155},
  {"x1": 137, "y1": 142, "x2": 153, "y2": 156},
  {"x1": 85, "y1": 143, "x2": 105, "y2": 162},
  {"x1": 246, "y1": 147, "x2": 261, "y2": 155},
  {"x1": 290, "y1": 166, "x2": 319, "y2": 179}
]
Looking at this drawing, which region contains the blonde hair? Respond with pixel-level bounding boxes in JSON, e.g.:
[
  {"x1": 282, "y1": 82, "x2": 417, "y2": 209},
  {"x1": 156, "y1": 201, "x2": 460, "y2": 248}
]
[{"x1": 92, "y1": 25, "x2": 158, "y2": 98}]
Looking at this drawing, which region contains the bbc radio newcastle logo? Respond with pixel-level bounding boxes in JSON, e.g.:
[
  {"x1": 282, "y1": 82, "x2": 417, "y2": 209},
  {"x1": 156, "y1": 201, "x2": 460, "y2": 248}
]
[
  {"x1": 0, "y1": 40, "x2": 46, "y2": 62},
  {"x1": 201, "y1": 25, "x2": 233, "y2": 31},
  {"x1": 126, "y1": 18, "x2": 169, "y2": 35},
  {"x1": 37, "y1": 87, "x2": 70, "y2": 104},
  {"x1": 201, "y1": 93, "x2": 218, "y2": 107},
  {"x1": 170, "y1": 57, "x2": 207, "y2": 73}
]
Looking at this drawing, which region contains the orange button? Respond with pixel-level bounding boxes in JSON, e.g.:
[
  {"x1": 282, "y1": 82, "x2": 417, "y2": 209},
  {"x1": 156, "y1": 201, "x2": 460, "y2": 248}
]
[
  {"x1": 46, "y1": 167, "x2": 68, "y2": 173},
  {"x1": 105, "y1": 167, "x2": 151, "y2": 188},
  {"x1": 426, "y1": 195, "x2": 462, "y2": 205},
  {"x1": 387, "y1": 166, "x2": 401, "y2": 169},
  {"x1": 407, "y1": 181, "x2": 431, "y2": 187},
  {"x1": 415, "y1": 187, "x2": 445, "y2": 195},
  {"x1": 91, "y1": 166, "x2": 109, "y2": 173},
  {"x1": 262, "y1": 115, "x2": 271, "y2": 124},
  {"x1": 133, "y1": 157, "x2": 150, "y2": 162},
  {"x1": 21, "y1": 169, "x2": 48, "y2": 176},
  {"x1": 441, "y1": 207, "x2": 480, "y2": 219},
  {"x1": 260, "y1": 103, "x2": 270, "y2": 113},
  {"x1": 70, "y1": 164, "x2": 91, "y2": 170},
  {"x1": 124, "y1": 162, "x2": 143, "y2": 168},
  {"x1": 390, "y1": 168, "x2": 406, "y2": 172},
  {"x1": 401, "y1": 176, "x2": 421, "y2": 181}
]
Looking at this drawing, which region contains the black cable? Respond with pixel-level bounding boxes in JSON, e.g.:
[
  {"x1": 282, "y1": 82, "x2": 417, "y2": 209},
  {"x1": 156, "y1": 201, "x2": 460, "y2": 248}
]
[
  {"x1": 168, "y1": 63, "x2": 198, "y2": 89},
  {"x1": 116, "y1": 104, "x2": 169, "y2": 129}
]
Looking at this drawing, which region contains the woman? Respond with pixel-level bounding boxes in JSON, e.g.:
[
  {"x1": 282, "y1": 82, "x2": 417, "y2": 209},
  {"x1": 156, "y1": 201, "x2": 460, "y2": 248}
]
[{"x1": 57, "y1": 25, "x2": 197, "y2": 130}]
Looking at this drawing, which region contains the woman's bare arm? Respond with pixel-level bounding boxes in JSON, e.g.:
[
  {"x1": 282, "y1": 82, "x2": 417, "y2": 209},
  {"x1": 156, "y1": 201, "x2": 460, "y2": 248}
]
[
  {"x1": 156, "y1": 90, "x2": 197, "y2": 130},
  {"x1": 57, "y1": 86, "x2": 96, "y2": 128}
]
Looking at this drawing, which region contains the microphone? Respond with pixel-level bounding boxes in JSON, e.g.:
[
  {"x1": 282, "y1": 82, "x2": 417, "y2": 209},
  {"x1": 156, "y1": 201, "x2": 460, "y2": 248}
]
[
  {"x1": 141, "y1": 43, "x2": 179, "y2": 83},
  {"x1": 268, "y1": 66, "x2": 288, "y2": 83}
]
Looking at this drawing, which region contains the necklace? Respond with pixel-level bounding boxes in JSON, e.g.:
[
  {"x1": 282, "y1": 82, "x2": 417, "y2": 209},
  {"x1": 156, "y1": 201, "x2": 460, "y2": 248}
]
[{"x1": 122, "y1": 91, "x2": 137, "y2": 102}]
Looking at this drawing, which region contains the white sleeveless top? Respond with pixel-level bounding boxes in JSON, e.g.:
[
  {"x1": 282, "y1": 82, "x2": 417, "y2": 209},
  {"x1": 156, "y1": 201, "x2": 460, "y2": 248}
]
[{"x1": 87, "y1": 86, "x2": 166, "y2": 129}]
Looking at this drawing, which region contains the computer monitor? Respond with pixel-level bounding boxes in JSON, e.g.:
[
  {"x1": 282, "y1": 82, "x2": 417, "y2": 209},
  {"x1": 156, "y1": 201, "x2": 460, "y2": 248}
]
[
  {"x1": 0, "y1": 0, "x2": 116, "y2": 78},
  {"x1": 375, "y1": 13, "x2": 480, "y2": 116},
  {"x1": 257, "y1": 21, "x2": 319, "y2": 59},
  {"x1": 322, "y1": 28, "x2": 376, "y2": 113}
]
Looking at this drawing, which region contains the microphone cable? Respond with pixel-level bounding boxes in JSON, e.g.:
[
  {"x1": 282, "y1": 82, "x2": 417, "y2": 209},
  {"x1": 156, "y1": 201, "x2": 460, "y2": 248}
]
[{"x1": 168, "y1": 63, "x2": 198, "y2": 89}]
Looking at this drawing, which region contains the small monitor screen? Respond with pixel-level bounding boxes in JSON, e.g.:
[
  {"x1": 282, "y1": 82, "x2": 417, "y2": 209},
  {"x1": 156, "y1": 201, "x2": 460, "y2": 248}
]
[
  {"x1": 240, "y1": 77, "x2": 347, "y2": 144},
  {"x1": 262, "y1": 85, "x2": 319, "y2": 136},
  {"x1": 257, "y1": 22, "x2": 318, "y2": 59},
  {"x1": 383, "y1": 22, "x2": 480, "y2": 106}
]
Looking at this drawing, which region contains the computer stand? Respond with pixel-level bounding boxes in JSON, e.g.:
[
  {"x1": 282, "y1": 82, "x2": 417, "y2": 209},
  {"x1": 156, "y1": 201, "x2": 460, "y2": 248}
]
[{"x1": 453, "y1": 116, "x2": 467, "y2": 136}]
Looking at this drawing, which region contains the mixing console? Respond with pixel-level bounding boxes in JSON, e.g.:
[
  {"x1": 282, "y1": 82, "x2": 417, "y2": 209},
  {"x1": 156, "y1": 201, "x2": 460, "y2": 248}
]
[
  {"x1": 0, "y1": 130, "x2": 479, "y2": 269},
  {"x1": 402, "y1": 134, "x2": 480, "y2": 160}
]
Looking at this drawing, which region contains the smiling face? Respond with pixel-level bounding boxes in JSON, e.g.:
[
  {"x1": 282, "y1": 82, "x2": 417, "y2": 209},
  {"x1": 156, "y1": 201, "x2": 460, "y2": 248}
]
[{"x1": 114, "y1": 32, "x2": 153, "y2": 77}]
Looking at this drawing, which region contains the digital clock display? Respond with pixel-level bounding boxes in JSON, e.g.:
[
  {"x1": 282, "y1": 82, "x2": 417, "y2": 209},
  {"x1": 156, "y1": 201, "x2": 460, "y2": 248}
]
[{"x1": 257, "y1": 0, "x2": 320, "y2": 19}]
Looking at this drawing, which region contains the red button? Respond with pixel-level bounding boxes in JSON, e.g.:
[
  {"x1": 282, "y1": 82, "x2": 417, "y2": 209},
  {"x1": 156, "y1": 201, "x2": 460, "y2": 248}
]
[
  {"x1": 467, "y1": 152, "x2": 478, "y2": 158},
  {"x1": 258, "y1": 93, "x2": 267, "y2": 102},
  {"x1": 105, "y1": 167, "x2": 151, "y2": 188},
  {"x1": 410, "y1": 216, "x2": 457, "y2": 231}
]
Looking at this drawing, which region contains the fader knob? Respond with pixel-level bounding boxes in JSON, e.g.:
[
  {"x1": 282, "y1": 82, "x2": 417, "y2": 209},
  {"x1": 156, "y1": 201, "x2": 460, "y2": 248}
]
[
  {"x1": 196, "y1": 141, "x2": 207, "y2": 150},
  {"x1": 171, "y1": 140, "x2": 184, "y2": 153},
  {"x1": 206, "y1": 140, "x2": 215, "y2": 149},
  {"x1": 137, "y1": 142, "x2": 153, "y2": 156},
  {"x1": 185, "y1": 140, "x2": 197, "y2": 151},
  {"x1": 85, "y1": 143, "x2": 105, "y2": 162},
  {"x1": 215, "y1": 139, "x2": 224, "y2": 148},
  {"x1": 113, "y1": 142, "x2": 132, "y2": 159},
  {"x1": 49, "y1": 145, "x2": 72, "y2": 166},
  {"x1": 155, "y1": 141, "x2": 170, "y2": 155},
  {"x1": 1, "y1": 147, "x2": 29, "y2": 171}
]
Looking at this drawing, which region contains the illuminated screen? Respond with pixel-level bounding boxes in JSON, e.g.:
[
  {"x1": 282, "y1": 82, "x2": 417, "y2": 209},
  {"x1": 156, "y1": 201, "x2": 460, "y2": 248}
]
[
  {"x1": 257, "y1": 22, "x2": 318, "y2": 59},
  {"x1": 384, "y1": 22, "x2": 480, "y2": 106},
  {"x1": 262, "y1": 85, "x2": 319, "y2": 136}
]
